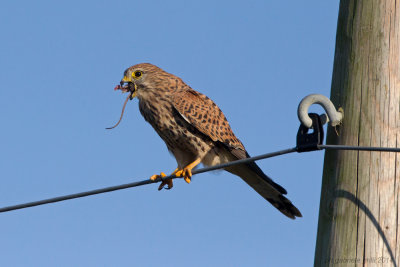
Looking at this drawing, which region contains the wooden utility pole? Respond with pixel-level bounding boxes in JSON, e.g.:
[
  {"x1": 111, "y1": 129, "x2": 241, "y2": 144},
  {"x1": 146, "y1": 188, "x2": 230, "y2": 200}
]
[{"x1": 314, "y1": 0, "x2": 400, "y2": 266}]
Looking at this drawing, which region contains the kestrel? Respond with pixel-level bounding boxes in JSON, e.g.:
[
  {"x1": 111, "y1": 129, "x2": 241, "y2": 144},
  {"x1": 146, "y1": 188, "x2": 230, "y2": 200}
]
[{"x1": 111, "y1": 63, "x2": 302, "y2": 219}]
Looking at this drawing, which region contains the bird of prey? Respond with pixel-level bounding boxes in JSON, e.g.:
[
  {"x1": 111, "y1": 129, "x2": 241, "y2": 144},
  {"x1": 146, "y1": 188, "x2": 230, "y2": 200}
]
[{"x1": 110, "y1": 63, "x2": 301, "y2": 219}]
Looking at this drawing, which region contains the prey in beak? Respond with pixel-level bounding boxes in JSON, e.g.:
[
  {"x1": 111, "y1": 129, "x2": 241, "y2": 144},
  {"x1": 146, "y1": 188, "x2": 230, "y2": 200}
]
[
  {"x1": 114, "y1": 76, "x2": 137, "y2": 98},
  {"x1": 106, "y1": 77, "x2": 137, "y2": 130}
]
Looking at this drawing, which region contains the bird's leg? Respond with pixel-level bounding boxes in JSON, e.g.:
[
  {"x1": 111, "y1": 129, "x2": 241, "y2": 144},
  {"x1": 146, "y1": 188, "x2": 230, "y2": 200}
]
[
  {"x1": 150, "y1": 172, "x2": 173, "y2": 190},
  {"x1": 174, "y1": 158, "x2": 201, "y2": 184},
  {"x1": 150, "y1": 158, "x2": 201, "y2": 190}
]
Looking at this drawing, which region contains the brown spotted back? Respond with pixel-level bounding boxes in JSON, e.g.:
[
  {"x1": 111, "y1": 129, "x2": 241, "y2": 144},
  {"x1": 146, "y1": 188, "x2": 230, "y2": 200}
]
[{"x1": 172, "y1": 89, "x2": 245, "y2": 151}]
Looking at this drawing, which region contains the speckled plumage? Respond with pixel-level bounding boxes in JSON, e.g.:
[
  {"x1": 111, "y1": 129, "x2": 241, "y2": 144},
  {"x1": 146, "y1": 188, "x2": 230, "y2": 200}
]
[{"x1": 116, "y1": 63, "x2": 301, "y2": 219}]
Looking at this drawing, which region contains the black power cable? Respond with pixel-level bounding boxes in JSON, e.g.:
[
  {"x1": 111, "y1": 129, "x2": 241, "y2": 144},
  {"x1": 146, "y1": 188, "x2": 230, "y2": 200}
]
[{"x1": 0, "y1": 147, "x2": 298, "y2": 213}]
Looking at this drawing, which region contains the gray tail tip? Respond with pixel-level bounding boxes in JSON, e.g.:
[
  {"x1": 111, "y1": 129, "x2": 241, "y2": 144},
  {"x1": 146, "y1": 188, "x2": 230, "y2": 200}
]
[
  {"x1": 267, "y1": 195, "x2": 302, "y2": 219},
  {"x1": 284, "y1": 205, "x2": 303, "y2": 220}
]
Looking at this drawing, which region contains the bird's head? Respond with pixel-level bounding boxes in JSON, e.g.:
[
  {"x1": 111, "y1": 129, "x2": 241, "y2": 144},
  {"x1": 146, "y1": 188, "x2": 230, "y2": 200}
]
[
  {"x1": 108, "y1": 63, "x2": 166, "y2": 129},
  {"x1": 114, "y1": 63, "x2": 166, "y2": 100}
]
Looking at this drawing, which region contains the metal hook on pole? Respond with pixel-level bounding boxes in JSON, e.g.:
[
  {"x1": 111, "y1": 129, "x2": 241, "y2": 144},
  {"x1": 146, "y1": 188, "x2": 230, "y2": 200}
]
[{"x1": 297, "y1": 94, "x2": 343, "y2": 128}]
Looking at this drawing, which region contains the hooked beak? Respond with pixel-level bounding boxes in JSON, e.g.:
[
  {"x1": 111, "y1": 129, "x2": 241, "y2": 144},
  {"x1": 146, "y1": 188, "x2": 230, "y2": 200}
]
[{"x1": 114, "y1": 76, "x2": 137, "y2": 100}]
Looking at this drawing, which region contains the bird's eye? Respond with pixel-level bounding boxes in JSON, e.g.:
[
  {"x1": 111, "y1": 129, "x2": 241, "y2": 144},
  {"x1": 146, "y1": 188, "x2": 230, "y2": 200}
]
[{"x1": 133, "y1": 71, "x2": 142, "y2": 79}]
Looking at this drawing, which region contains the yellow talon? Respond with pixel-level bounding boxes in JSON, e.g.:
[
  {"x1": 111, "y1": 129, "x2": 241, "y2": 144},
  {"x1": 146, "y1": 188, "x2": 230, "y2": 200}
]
[
  {"x1": 150, "y1": 172, "x2": 166, "y2": 181},
  {"x1": 151, "y1": 159, "x2": 201, "y2": 190},
  {"x1": 174, "y1": 169, "x2": 184, "y2": 177},
  {"x1": 173, "y1": 158, "x2": 201, "y2": 184},
  {"x1": 150, "y1": 172, "x2": 172, "y2": 190}
]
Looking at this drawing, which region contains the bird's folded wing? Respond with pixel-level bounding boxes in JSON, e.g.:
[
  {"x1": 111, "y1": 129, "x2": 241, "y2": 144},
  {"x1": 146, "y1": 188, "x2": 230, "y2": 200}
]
[
  {"x1": 171, "y1": 89, "x2": 245, "y2": 151},
  {"x1": 172, "y1": 89, "x2": 291, "y2": 198}
]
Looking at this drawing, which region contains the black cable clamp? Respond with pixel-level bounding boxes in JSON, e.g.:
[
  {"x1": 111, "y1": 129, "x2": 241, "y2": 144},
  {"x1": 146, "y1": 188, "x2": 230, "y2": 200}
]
[{"x1": 296, "y1": 113, "x2": 324, "y2": 152}]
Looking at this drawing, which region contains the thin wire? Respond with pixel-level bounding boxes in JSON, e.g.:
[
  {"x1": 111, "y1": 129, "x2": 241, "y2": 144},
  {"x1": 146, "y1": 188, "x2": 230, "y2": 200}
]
[
  {"x1": 319, "y1": 145, "x2": 400, "y2": 152},
  {"x1": 2, "y1": 144, "x2": 400, "y2": 214},
  {"x1": 0, "y1": 147, "x2": 297, "y2": 213}
]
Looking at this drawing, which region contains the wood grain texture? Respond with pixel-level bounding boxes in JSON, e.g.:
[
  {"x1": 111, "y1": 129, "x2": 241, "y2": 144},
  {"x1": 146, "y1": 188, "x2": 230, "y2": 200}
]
[{"x1": 314, "y1": 0, "x2": 400, "y2": 266}]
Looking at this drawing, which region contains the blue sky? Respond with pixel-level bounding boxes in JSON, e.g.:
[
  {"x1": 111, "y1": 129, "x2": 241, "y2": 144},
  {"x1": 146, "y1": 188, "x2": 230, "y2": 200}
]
[{"x1": 0, "y1": 1, "x2": 339, "y2": 266}]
